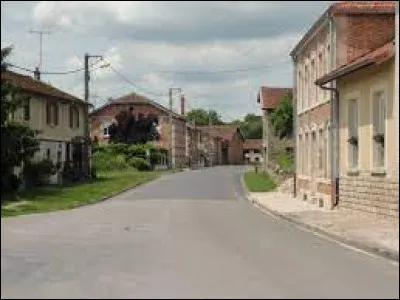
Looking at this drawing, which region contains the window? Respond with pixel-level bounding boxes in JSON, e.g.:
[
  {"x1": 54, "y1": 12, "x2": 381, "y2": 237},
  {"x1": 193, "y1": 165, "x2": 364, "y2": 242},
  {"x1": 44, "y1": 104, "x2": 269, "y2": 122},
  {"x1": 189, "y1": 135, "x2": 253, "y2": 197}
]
[
  {"x1": 298, "y1": 71, "x2": 302, "y2": 110},
  {"x1": 304, "y1": 133, "x2": 309, "y2": 175},
  {"x1": 372, "y1": 91, "x2": 386, "y2": 169},
  {"x1": 46, "y1": 148, "x2": 51, "y2": 160},
  {"x1": 304, "y1": 66, "x2": 309, "y2": 108},
  {"x1": 23, "y1": 98, "x2": 30, "y2": 121},
  {"x1": 311, "y1": 59, "x2": 316, "y2": 104},
  {"x1": 318, "y1": 129, "x2": 325, "y2": 176},
  {"x1": 69, "y1": 106, "x2": 80, "y2": 128},
  {"x1": 57, "y1": 150, "x2": 62, "y2": 163},
  {"x1": 348, "y1": 99, "x2": 358, "y2": 170},
  {"x1": 318, "y1": 53, "x2": 324, "y2": 101},
  {"x1": 103, "y1": 127, "x2": 109, "y2": 137},
  {"x1": 297, "y1": 135, "x2": 304, "y2": 174},
  {"x1": 46, "y1": 102, "x2": 59, "y2": 126}
]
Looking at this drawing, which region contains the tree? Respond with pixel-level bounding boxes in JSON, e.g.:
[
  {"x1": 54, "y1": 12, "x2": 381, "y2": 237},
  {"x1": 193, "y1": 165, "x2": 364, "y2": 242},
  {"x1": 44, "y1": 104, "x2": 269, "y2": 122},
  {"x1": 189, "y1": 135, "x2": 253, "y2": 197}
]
[
  {"x1": 269, "y1": 93, "x2": 293, "y2": 139},
  {"x1": 186, "y1": 109, "x2": 224, "y2": 126},
  {"x1": 231, "y1": 114, "x2": 262, "y2": 139},
  {"x1": 1, "y1": 46, "x2": 40, "y2": 194}
]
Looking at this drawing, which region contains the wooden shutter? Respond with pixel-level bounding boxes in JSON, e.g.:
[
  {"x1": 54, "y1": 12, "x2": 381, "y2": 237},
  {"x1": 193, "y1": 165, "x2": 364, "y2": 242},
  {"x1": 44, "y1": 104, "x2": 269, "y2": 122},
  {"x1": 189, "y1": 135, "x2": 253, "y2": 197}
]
[
  {"x1": 46, "y1": 102, "x2": 51, "y2": 124},
  {"x1": 69, "y1": 106, "x2": 74, "y2": 128}
]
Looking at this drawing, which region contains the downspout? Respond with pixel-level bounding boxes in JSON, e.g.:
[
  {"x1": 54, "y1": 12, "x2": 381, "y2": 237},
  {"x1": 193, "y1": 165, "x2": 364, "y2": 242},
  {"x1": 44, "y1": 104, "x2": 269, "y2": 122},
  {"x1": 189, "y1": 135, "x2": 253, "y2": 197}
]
[{"x1": 327, "y1": 16, "x2": 340, "y2": 208}]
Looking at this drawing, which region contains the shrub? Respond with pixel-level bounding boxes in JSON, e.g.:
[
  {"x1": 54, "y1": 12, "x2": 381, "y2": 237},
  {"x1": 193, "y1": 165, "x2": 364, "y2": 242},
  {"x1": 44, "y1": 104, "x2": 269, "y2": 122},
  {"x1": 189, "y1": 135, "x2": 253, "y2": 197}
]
[
  {"x1": 128, "y1": 157, "x2": 151, "y2": 171},
  {"x1": 92, "y1": 152, "x2": 130, "y2": 172},
  {"x1": 23, "y1": 159, "x2": 57, "y2": 187},
  {"x1": 276, "y1": 153, "x2": 294, "y2": 174}
]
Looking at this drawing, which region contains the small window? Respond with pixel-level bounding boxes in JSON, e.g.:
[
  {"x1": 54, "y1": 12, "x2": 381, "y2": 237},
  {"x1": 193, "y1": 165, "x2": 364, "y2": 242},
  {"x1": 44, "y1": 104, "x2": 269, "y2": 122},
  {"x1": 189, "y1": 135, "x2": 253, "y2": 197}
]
[
  {"x1": 69, "y1": 106, "x2": 80, "y2": 128},
  {"x1": 103, "y1": 127, "x2": 109, "y2": 136},
  {"x1": 348, "y1": 99, "x2": 358, "y2": 169},
  {"x1": 46, "y1": 148, "x2": 51, "y2": 160},
  {"x1": 372, "y1": 91, "x2": 386, "y2": 169},
  {"x1": 46, "y1": 102, "x2": 59, "y2": 126},
  {"x1": 23, "y1": 98, "x2": 30, "y2": 121}
]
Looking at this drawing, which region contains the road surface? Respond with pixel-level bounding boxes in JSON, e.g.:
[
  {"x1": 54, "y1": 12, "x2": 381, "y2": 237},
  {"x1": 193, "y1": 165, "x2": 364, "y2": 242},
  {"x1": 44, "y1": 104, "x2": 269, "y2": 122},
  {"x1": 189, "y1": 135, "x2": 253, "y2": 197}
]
[{"x1": 1, "y1": 166, "x2": 399, "y2": 298}]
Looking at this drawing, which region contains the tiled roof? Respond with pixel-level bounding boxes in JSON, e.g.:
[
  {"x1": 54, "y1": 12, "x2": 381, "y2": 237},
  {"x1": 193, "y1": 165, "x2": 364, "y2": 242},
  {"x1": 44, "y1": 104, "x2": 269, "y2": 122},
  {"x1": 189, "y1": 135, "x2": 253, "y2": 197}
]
[
  {"x1": 200, "y1": 125, "x2": 242, "y2": 141},
  {"x1": 316, "y1": 40, "x2": 394, "y2": 85},
  {"x1": 90, "y1": 92, "x2": 185, "y2": 120},
  {"x1": 243, "y1": 139, "x2": 263, "y2": 150},
  {"x1": 290, "y1": 1, "x2": 395, "y2": 57},
  {"x1": 331, "y1": 1, "x2": 396, "y2": 14},
  {"x1": 257, "y1": 87, "x2": 292, "y2": 110},
  {"x1": 1, "y1": 70, "x2": 87, "y2": 105}
]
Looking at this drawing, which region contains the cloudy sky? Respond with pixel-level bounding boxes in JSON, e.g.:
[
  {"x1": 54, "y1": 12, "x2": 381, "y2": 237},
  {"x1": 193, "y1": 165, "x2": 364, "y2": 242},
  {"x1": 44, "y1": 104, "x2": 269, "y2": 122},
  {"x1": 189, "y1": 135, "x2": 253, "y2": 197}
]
[{"x1": 1, "y1": 1, "x2": 333, "y2": 121}]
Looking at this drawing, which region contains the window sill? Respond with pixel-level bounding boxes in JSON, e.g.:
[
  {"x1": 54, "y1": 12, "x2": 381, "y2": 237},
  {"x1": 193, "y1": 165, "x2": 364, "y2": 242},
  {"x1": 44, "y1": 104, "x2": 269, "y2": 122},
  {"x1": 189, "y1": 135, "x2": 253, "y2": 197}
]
[
  {"x1": 371, "y1": 170, "x2": 386, "y2": 177},
  {"x1": 347, "y1": 170, "x2": 360, "y2": 176}
]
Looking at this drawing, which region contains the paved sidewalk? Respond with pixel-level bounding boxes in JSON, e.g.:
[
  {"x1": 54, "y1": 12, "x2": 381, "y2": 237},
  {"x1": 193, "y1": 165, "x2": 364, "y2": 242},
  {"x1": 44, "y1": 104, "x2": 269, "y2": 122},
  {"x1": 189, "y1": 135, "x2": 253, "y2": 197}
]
[{"x1": 249, "y1": 191, "x2": 399, "y2": 262}]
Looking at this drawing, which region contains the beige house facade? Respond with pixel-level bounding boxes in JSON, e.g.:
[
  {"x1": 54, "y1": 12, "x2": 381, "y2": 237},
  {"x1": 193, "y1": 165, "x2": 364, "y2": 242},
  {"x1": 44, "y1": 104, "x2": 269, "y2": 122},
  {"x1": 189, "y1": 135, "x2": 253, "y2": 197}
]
[{"x1": 2, "y1": 70, "x2": 90, "y2": 183}]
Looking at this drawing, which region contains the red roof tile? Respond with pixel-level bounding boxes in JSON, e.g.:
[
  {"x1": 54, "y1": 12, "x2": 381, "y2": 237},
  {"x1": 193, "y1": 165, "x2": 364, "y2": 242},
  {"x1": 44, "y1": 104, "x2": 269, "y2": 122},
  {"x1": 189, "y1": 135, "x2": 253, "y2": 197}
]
[
  {"x1": 257, "y1": 87, "x2": 292, "y2": 110},
  {"x1": 1, "y1": 70, "x2": 86, "y2": 105},
  {"x1": 243, "y1": 139, "x2": 263, "y2": 150},
  {"x1": 200, "y1": 125, "x2": 242, "y2": 141},
  {"x1": 316, "y1": 40, "x2": 394, "y2": 85},
  {"x1": 90, "y1": 92, "x2": 185, "y2": 120}
]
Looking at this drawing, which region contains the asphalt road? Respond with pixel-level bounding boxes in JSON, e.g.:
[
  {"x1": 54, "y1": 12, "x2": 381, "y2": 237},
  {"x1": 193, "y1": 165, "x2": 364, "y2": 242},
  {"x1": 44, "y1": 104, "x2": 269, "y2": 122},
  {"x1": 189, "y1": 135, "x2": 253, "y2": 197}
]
[{"x1": 1, "y1": 166, "x2": 399, "y2": 299}]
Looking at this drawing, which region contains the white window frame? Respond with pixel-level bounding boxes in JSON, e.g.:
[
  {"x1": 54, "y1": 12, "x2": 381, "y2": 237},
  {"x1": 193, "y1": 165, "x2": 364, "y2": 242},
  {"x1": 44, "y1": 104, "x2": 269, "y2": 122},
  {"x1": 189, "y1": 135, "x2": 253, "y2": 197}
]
[
  {"x1": 370, "y1": 83, "x2": 388, "y2": 174},
  {"x1": 346, "y1": 94, "x2": 360, "y2": 172}
]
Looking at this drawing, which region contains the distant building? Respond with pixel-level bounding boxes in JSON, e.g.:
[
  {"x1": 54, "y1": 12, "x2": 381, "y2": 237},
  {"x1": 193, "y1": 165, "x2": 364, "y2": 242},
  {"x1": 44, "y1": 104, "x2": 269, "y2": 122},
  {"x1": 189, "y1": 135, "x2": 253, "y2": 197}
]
[{"x1": 243, "y1": 139, "x2": 263, "y2": 164}]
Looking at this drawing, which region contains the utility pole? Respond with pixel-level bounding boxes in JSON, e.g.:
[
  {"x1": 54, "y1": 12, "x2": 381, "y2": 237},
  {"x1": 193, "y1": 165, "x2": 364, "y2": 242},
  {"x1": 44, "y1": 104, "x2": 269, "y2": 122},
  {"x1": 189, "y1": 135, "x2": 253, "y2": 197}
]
[
  {"x1": 84, "y1": 53, "x2": 103, "y2": 177},
  {"x1": 29, "y1": 30, "x2": 51, "y2": 70},
  {"x1": 168, "y1": 87, "x2": 182, "y2": 169}
]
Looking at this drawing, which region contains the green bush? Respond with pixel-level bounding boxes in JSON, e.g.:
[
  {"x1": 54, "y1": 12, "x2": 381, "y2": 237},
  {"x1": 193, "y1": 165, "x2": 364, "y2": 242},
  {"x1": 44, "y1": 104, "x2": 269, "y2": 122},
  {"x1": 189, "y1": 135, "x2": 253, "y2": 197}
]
[
  {"x1": 277, "y1": 153, "x2": 294, "y2": 173},
  {"x1": 23, "y1": 159, "x2": 57, "y2": 187},
  {"x1": 92, "y1": 152, "x2": 130, "y2": 172},
  {"x1": 128, "y1": 157, "x2": 151, "y2": 171}
]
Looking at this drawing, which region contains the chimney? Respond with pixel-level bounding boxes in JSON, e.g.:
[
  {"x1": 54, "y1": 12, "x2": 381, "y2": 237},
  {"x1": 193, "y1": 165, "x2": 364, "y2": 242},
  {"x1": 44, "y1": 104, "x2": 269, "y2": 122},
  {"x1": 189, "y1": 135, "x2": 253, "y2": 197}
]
[
  {"x1": 33, "y1": 67, "x2": 41, "y2": 80},
  {"x1": 180, "y1": 94, "x2": 185, "y2": 116}
]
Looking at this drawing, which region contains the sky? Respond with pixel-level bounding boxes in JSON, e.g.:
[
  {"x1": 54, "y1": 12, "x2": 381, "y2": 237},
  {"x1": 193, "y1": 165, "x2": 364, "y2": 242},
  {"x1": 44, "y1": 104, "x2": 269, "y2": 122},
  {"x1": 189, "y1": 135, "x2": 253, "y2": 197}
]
[{"x1": 1, "y1": 1, "x2": 334, "y2": 121}]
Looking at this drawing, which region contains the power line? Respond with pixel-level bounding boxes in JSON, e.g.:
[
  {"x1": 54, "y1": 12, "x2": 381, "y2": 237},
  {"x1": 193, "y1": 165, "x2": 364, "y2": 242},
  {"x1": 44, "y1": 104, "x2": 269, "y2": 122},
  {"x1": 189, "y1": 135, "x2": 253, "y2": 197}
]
[
  {"x1": 106, "y1": 63, "x2": 168, "y2": 97},
  {"x1": 8, "y1": 59, "x2": 103, "y2": 75}
]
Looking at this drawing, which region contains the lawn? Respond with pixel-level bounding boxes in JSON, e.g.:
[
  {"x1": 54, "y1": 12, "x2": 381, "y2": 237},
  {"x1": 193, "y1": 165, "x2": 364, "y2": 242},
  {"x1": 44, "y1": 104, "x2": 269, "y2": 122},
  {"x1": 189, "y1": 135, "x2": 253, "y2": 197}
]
[
  {"x1": 1, "y1": 170, "x2": 175, "y2": 218},
  {"x1": 243, "y1": 171, "x2": 277, "y2": 192}
]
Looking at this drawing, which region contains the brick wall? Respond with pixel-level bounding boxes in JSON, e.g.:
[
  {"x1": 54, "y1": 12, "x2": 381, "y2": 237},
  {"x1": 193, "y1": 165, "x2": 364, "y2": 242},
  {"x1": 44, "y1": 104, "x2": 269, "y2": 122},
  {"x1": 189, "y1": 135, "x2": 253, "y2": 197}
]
[
  {"x1": 228, "y1": 131, "x2": 244, "y2": 165},
  {"x1": 336, "y1": 14, "x2": 395, "y2": 67},
  {"x1": 90, "y1": 103, "x2": 188, "y2": 168},
  {"x1": 298, "y1": 102, "x2": 330, "y2": 128},
  {"x1": 339, "y1": 176, "x2": 399, "y2": 218}
]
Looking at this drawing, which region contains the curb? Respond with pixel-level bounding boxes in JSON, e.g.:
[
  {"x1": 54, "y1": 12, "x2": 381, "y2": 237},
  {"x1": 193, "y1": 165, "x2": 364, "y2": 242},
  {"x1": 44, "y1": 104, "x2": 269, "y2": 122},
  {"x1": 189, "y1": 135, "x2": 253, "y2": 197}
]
[{"x1": 240, "y1": 175, "x2": 399, "y2": 263}]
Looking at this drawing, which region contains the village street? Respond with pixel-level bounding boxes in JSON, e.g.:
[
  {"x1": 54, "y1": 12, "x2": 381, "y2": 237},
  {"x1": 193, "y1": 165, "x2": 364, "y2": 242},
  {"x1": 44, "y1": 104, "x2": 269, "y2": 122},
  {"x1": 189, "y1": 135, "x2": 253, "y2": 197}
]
[{"x1": 1, "y1": 166, "x2": 398, "y2": 299}]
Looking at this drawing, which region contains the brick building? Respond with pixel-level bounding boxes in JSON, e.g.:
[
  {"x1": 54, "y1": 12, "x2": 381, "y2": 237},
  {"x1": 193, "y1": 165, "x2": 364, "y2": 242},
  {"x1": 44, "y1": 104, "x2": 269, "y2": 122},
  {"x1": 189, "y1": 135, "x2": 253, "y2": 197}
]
[
  {"x1": 89, "y1": 92, "x2": 188, "y2": 169},
  {"x1": 257, "y1": 87, "x2": 294, "y2": 172},
  {"x1": 290, "y1": 1, "x2": 396, "y2": 209},
  {"x1": 316, "y1": 40, "x2": 397, "y2": 218},
  {"x1": 200, "y1": 125, "x2": 244, "y2": 165}
]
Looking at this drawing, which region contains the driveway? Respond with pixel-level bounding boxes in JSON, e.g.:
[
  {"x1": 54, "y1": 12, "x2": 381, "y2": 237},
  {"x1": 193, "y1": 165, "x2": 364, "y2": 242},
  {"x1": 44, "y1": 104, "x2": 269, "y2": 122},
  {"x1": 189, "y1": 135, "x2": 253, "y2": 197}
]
[{"x1": 1, "y1": 166, "x2": 399, "y2": 298}]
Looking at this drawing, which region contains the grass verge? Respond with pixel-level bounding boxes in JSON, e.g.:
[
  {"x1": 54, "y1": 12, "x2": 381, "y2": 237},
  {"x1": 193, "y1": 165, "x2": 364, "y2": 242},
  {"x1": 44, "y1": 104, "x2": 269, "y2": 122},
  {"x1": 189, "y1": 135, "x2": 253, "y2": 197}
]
[
  {"x1": 243, "y1": 171, "x2": 277, "y2": 192},
  {"x1": 1, "y1": 169, "x2": 177, "y2": 218}
]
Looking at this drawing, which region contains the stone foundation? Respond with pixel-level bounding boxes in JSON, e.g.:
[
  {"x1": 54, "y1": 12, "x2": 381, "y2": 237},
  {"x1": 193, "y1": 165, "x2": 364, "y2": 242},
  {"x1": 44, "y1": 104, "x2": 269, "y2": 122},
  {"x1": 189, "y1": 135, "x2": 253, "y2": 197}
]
[{"x1": 339, "y1": 176, "x2": 399, "y2": 218}]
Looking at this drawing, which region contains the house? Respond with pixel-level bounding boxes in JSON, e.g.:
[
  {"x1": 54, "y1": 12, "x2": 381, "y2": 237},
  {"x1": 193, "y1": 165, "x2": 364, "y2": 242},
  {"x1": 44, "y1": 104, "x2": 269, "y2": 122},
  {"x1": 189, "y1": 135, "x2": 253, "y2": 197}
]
[
  {"x1": 290, "y1": 0, "x2": 396, "y2": 209},
  {"x1": 89, "y1": 92, "x2": 188, "y2": 169},
  {"x1": 257, "y1": 87, "x2": 294, "y2": 172},
  {"x1": 199, "y1": 125, "x2": 244, "y2": 165},
  {"x1": 1, "y1": 70, "x2": 91, "y2": 183},
  {"x1": 243, "y1": 139, "x2": 263, "y2": 164},
  {"x1": 315, "y1": 40, "x2": 398, "y2": 218}
]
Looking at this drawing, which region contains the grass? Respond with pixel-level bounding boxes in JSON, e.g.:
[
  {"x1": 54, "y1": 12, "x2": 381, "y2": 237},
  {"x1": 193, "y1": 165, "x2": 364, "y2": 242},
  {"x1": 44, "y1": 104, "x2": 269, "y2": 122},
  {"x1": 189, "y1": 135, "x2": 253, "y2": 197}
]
[
  {"x1": 1, "y1": 169, "x2": 178, "y2": 218},
  {"x1": 243, "y1": 171, "x2": 277, "y2": 192}
]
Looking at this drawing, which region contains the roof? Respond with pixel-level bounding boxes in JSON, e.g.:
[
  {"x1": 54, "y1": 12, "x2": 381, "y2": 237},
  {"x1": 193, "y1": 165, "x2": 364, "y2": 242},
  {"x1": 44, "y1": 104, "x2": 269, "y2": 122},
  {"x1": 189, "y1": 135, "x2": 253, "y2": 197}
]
[
  {"x1": 1, "y1": 70, "x2": 87, "y2": 105},
  {"x1": 315, "y1": 40, "x2": 394, "y2": 85},
  {"x1": 290, "y1": 1, "x2": 396, "y2": 58},
  {"x1": 90, "y1": 92, "x2": 185, "y2": 120},
  {"x1": 257, "y1": 87, "x2": 292, "y2": 110},
  {"x1": 199, "y1": 125, "x2": 242, "y2": 141},
  {"x1": 243, "y1": 139, "x2": 263, "y2": 150}
]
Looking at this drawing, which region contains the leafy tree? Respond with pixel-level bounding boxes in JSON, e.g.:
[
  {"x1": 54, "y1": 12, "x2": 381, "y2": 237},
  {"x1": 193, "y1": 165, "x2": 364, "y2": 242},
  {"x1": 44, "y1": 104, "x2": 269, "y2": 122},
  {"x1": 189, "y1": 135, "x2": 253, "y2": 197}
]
[
  {"x1": 186, "y1": 108, "x2": 224, "y2": 126},
  {"x1": 269, "y1": 93, "x2": 293, "y2": 139},
  {"x1": 230, "y1": 114, "x2": 262, "y2": 139},
  {"x1": 1, "y1": 46, "x2": 40, "y2": 194}
]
